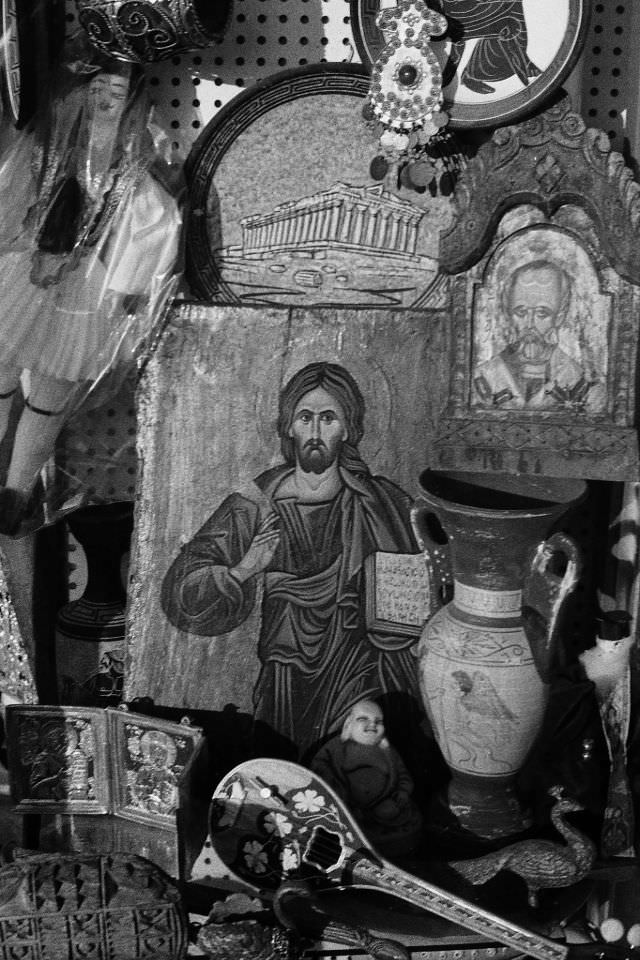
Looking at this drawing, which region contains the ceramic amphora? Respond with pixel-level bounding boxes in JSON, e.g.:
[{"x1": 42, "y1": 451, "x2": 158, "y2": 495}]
[{"x1": 412, "y1": 470, "x2": 586, "y2": 839}]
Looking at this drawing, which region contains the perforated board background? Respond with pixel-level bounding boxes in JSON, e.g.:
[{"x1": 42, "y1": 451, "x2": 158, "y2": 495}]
[{"x1": 61, "y1": 0, "x2": 638, "y2": 612}]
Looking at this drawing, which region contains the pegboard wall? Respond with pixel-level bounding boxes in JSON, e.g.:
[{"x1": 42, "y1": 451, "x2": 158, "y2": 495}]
[
  {"x1": 579, "y1": 1, "x2": 640, "y2": 164},
  {"x1": 60, "y1": 0, "x2": 640, "y2": 603},
  {"x1": 59, "y1": 0, "x2": 640, "y2": 158}
]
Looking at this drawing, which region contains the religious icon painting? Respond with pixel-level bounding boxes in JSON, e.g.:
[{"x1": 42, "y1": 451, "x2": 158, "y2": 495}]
[
  {"x1": 125, "y1": 302, "x2": 450, "y2": 768},
  {"x1": 436, "y1": 214, "x2": 640, "y2": 479},
  {"x1": 470, "y1": 224, "x2": 610, "y2": 417},
  {"x1": 184, "y1": 63, "x2": 455, "y2": 309},
  {"x1": 432, "y1": 99, "x2": 640, "y2": 481},
  {"x1": 351, "y1": 0, "x2": 590, "y2": 127},
  {"x1": 5, "y1": 705, "x2": 110, "y2": 814},
  {"x1": 5, "y1": 704, "x2": 204, "y2": 829}
]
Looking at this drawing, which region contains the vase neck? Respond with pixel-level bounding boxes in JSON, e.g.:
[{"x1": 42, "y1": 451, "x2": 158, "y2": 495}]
[
  {"x1": 440, "y1": 509, "x2": 555, "y2": 592},
  {"x1": 453, "y1": 580, "x2": 522, "y2": 619}
]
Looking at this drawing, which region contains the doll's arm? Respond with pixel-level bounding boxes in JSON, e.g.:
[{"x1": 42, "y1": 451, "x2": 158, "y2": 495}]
[{"x1": 103, "y1": 173, "x2": 181, "y2": 298}]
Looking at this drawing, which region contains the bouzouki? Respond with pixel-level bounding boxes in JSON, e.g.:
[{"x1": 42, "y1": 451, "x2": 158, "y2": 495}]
[{"x1": 209, "y1": 758, "x2": 570, "y2": 960}]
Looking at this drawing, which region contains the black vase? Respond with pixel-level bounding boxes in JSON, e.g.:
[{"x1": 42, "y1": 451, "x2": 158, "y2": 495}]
[{"x1": 55, "y1": 502, "x2": 133, "y2": 707}]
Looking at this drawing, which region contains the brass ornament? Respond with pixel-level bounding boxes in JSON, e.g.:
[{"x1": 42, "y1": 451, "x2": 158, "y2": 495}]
[
  {"x1": 367, "y1": 0, "x2": 450, "y2": 168},
  {"x1": 74, "y1": 0, "x2": 231, "y2": 63}
]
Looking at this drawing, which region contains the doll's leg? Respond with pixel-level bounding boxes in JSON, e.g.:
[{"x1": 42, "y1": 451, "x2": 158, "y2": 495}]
[
  {"x1": 5, "y1": 374, "x2": 75, "y2": 495},
  {"x1": 0, "y1": 366, "x2": 21, "y2": 447}
]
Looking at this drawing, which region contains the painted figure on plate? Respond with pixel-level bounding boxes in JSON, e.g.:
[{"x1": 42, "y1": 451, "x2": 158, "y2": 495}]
[
  {"x1": 161, "y1": 362, "x2": 420, "y2": 759},
  {"x1": 439, "y1": 0, "x2": 540, "y2": 94},
  {"x1": 473, "y1": 259, "x2": 603, "y2": 410}
]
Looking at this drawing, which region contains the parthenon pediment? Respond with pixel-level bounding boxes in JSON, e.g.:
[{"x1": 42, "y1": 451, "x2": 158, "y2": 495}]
[{"x1": 241, "y1": 181, "x2": 419, "y2": 227}]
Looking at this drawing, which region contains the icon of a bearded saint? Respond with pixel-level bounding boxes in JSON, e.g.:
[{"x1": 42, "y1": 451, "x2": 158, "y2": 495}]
[
  {"x1": 160, "y1": 362, "x2": 420, "y2": 760},
  {"x1": 472, "y1": 260, "x2": 597, "y2": 410}
]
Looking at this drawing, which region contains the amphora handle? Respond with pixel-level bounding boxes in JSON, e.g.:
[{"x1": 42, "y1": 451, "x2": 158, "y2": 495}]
[
  {"x1": 524, "y1": 531, "x2": 582, "y2": 681},
  {"x1": 410, "y1": 503, "x2": 453, "y2": 606}
]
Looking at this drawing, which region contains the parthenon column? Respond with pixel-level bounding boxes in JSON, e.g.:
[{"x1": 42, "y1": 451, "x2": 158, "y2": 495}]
[
  {"x1": 268, "y1": 219, "x2": 279, "y2": 248},
  {"x1": 363, "y1": 207, "x2": 378, "y2": 247},
  {"x1": 291, "y1": 213, "x2": 305, "y2": 245},
  {"x1": 396, "y1": 215, "x2": 409, "y2": 252},
  {"x1": 273, "y1": 217, "x2": 286, "y2": 247},
  {"x1": 374, "y1": 209, "x2": 391, "y2": 248},
  {"x1": 406, "y1": 218, "x2": 419, "y2": 255},
  {"x1": 282, "y1": 214, "x2": 296, "y2": 246},
  {"x1": 310, "y1": 207, "x2": 323, "y2": 240},
  {"x1": 317, "y1": 206, "x2": 330, "y2": 239},
  {"x1": 328, "y1": 203, "x2": 341, "y2": 240},
  {"x1": 339, "y1": 203, "x2": 354, "y2": 243},
  {"x1": 351, "y1": 204, "x2": 366, "y2": 244},
  {"x1": 387, "y1": 211, "x2": 401, "y2": 249}
]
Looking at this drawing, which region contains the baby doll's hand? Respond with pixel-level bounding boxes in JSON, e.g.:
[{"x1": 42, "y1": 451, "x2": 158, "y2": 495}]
[{"x1": 373, "y1": 798, "x2": 402, "y2": 822}]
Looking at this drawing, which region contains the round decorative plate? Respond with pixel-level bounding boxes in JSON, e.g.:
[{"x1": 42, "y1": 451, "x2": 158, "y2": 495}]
[
  {"x1": 350, "y1": 0, "x2": 590, "y2": 128},
  {"x1": 186, "y1": 63, "x2": 454, "y2": 308},
  {"x1": 1, "y1": 0, "x2": 64, "y2": 127},
  {"x1": 0, "y1": 0, "x2": 31, "y2": 126}
]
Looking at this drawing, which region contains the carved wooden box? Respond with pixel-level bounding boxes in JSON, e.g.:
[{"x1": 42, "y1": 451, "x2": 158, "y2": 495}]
[{"x1": 0, "y1": 852, "x2": 187, "y2": 960}]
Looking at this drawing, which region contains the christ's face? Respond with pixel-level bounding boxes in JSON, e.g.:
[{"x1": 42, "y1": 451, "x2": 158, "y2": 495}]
[{"x1": 289, "y1": 386, "x2": 348, "y2": 475}]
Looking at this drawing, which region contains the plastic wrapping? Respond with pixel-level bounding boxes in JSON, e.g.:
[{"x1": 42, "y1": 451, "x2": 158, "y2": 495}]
[{"x1": 0, "y1": 57, "x2": 182, "y2": 535}]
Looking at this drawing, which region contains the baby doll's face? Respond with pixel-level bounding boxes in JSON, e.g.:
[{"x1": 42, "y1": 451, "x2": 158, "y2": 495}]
[
  {"x1": 349, "y1": 702, "x2": 385, "y2": 747},
  {"x1": 87, "y1": 72, "x2": 129, "y2": 129}
]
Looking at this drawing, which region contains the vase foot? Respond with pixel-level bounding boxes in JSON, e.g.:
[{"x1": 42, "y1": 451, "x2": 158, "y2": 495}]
[{"x1": 445, "y1": 771, "x2": 532, "y2": 841}]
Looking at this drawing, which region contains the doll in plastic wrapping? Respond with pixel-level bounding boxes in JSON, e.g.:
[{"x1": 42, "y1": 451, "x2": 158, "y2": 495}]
[{"x1": 0, "y1": 57, "x2": 182, "y2": 534}]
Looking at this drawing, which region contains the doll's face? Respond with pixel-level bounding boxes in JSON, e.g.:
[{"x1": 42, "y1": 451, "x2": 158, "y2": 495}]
[
  {"x1": 86, "y1": 72, "x2": 129, "y2": 129},
  {"x1": 348, "y1": 701, "x2": 385, "y2": 747}
]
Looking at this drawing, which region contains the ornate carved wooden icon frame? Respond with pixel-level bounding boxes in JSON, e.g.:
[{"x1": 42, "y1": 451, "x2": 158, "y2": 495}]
[
  {"x1": 5, "y1": 705, "x2": 111, "y2": 814},
  {"x1": 185, "y1": 63, "x2": 453, "y2": 309},
  {"x1": 432, "y1": 99, "x2": 640, "y2": 481},
  {"x1": 350, "y1": 0, "x2": 590, "y2": 128},
  {"x1": 5, "y1": 704, "x2": 203, "y2": 828}
]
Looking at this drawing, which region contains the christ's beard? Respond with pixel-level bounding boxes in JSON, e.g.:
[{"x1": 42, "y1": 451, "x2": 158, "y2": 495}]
[{"x1": 298, "y1": 440, "x2": 338, "y2": 475}]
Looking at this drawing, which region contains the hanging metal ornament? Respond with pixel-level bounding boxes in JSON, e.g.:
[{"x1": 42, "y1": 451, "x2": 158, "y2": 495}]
[
  {"x1": 367, "y1": 0, "x2": 449, "y2": 169},
  {"x1": 74, "y1": 0, "x2": 232, "y2": 64}
]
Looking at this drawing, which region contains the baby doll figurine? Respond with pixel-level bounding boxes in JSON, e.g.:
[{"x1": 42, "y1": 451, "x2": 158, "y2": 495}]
[
  {"x1": 311, "y1": 699, "x2": 423, "y2": 855},
  {"x1": 0, "y1": 56, "x2": 181, "y2": 534}
]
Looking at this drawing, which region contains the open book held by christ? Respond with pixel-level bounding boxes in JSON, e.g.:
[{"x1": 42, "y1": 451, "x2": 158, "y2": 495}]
[{"x1": 365, "y1": 551, "x2": 434, "y2": 637}]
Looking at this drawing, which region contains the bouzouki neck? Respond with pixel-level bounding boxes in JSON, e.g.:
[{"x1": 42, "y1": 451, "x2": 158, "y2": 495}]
[{"x1": 350, "y1": 854, "x2": 568, "y2": 960}]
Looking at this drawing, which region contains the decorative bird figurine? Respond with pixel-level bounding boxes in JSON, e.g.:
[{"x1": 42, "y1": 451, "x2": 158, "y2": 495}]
[{"x1": 449, "y1": 788, "x2": 597, "y2": 908}]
